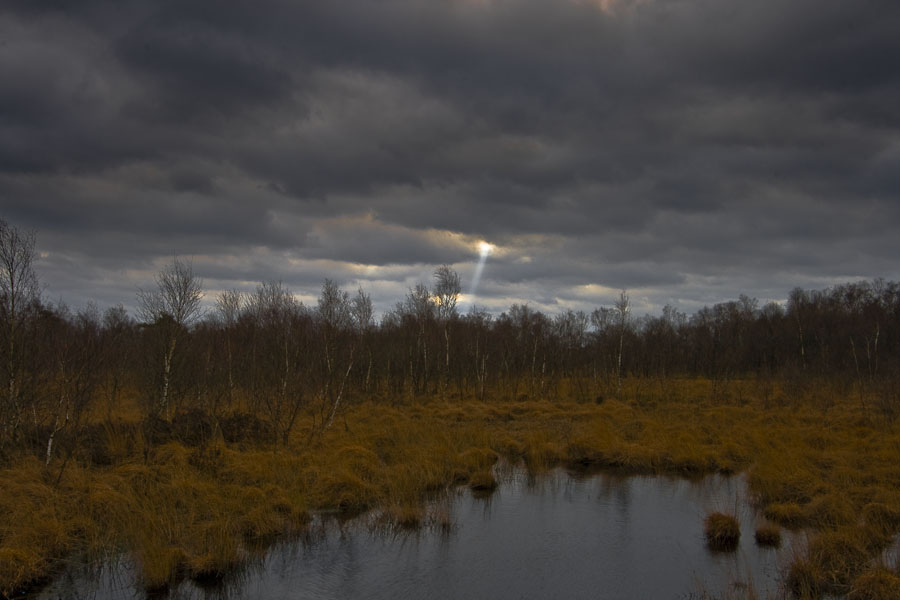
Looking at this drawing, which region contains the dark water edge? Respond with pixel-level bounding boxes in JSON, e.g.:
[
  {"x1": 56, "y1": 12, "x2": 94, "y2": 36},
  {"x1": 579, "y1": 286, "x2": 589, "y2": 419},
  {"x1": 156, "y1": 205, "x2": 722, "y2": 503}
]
[{"x1": 36, "y1": 468, "x2": 805, "y2": 600}]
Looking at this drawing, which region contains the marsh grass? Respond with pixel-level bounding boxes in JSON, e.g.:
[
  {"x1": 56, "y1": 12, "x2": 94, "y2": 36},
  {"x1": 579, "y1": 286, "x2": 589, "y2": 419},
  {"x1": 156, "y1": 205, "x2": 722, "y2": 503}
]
[
  {"x1": 704, "y1": 512, "x2": 741, "y2": 552},
  {"x1": 380, "y1": 503, "x2": 425, "y2": 530},
  {"x1": 802, "y1": 528, "x2": 871, "y2": 595},
  {"x1": 763, "y1": 502, "x2": 807, "y2": 529},
  {"x1": 848, "y1": 568, "x2": 900, "y2": 600},
  {"x1": 753, "y1": 524, "x2": 782, "y2": 547},
  {"x1": 862, "y1": 502, "x2": 900, "y2": 539},
  {"x1": 786, "y1": 557, "x2": 822, "y2": 600},
  {"x1": 468, "y1": 470, "x2": 499, "y2": 495},
  {"x1": 4, "y1": 378, "x2": 900, "y2": 596}
]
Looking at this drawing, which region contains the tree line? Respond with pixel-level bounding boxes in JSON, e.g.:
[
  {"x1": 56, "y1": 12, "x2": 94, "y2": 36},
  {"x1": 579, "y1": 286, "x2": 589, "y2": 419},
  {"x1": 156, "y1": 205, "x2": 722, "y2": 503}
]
[{"x1": 2, "y1": 218, "x2": 899, "y2": 463}]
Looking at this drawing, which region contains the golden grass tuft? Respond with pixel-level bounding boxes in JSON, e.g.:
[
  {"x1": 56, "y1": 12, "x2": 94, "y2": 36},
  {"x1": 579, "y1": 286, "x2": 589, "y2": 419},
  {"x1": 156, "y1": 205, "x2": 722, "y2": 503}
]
[
  {"x1": 804, "y1": 492, "x2": 857, "y2": 529},
  {"x1": 704, "y1": 512, "x2": 741, "y2": 552},
  {"x1": 0, "y1": 460, "x2": 81, "y2": 597},
  {"x1": 787, "y1": 558, "x2": 822, "y2": 600},
  {"x1": 135, "y1": 538, "x2": 185, "y2": 592},
  {"x1": 861, "y1": 502, "x2": 900, "y2": 538},
  {"x1": 0, "y1": 547, "x2": 43, "y2": 596},
  {"x1": 468, "y1": 470, "x2": 498, "y2": 494},
  {"x1": 305, "y1": 466, "x2": 379, "y2": 513},
  {"x1": 763, "y1": 502, "x2": 807, "y2": 528},
  {"x1": 564, "y1": 434, "x2": 605, "y2": 467},
  {"x1": 748, "y1": 459, "x2": 818, "y2": 507},
  {"x1": 182, "y1": 522, "x2": 243, "y2": 582},
  {"x1": 495, "y1": 436, "x2": 526, "y2": 459},
  {"x1": 804, "y1": 529, "x2": 871, "y2": 594},
  {"x1": 753, "y1": 524, "x2": 781, "y2": 547},
  {"x1": 848, "y1": 568, "x2": 900, "y2": 600},
  {"x1": 457, "y1": 447, "x2": 499, "y2": 474},
  {"x1": 521, "y1": 437, "x2": 562, "y2": 472}
]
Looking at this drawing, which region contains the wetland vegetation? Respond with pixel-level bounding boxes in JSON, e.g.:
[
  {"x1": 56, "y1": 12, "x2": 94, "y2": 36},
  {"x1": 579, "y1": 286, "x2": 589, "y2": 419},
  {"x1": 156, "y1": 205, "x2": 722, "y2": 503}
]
[{"x1": 3, "y1": 219, "x2": 900, "y2": 598}]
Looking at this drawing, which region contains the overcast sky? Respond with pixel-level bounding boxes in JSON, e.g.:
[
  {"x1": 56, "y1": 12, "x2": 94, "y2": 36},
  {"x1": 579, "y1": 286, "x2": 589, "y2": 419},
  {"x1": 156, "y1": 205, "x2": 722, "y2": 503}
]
[{"x1": 2, "y1": 0, "x2": 899, "y2": 319}]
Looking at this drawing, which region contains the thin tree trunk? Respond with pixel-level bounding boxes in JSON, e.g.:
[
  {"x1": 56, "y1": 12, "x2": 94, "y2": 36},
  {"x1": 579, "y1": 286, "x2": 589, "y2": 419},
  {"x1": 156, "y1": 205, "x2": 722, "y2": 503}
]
[
  {"x1": 616, "y1": 327, "x2": 624, "y2": 395},
  {"x1": 326, "y1": 349, "x2": 354, "y2": 430},
  {"x1": 46, "y1": 390, "x2": 68, "y2": 466},
  {"x1": 161, "y1": 337, "x2": 176, "y2": 417},
  {"x1": 365, "y1": 350, "x2": 373, "y2": 393}
]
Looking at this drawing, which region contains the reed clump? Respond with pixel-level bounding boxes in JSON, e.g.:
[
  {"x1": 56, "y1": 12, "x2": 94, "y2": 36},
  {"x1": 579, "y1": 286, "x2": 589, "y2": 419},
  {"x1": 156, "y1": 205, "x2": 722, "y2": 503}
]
[
  {"x1": 763, "y1": 502, "x2": 807, "y2": 528},
  {"x1": 753, "y1": 524, "x2": 781, "y2": 547},
  {"x1": 861, "y1": 502, "x2": 900, "y2": 538},
  {"x1": 704, "y1": 512, "x2": 741, "y2": 552},
  {"x1": 803, "y1": 529, "x2": 871, "y2": 595},
  {"x1": 804, "y1": 492, "x2": 856, "y2": 529},
  {"x1": 848, "y1": 568, "x2": 900, "y2": 600},
  {"x1": 787, "y1": 558, "x2": 822, "y2": 600},
  {"x1": 468, "y1": 470, "x2": 498, "y2": 494},
  {"x1": 457, "y1": 447, "x2": 499, "y2": 475}
]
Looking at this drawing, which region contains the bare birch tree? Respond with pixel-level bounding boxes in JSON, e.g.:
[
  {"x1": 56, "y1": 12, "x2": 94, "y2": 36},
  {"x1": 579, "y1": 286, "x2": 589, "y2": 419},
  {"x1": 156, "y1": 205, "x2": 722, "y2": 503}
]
[
  {"x1": 0, "y1": 219, "x2": 39, "y2": 437},
  {"x1": 351, "y1": 287, "x2": 374, "y2": 393},
  {"x1": 215, "y1": 289, "x2": 244, "y2": 407},
  {"x1": 137, "y1": 257, "x2": 203, "y2": 417},
  {"x1": 318, "y1": 280, "x2": 353, "y2": 429},
  {"x1": 44, "y1": 304, "x2": 103, "y2": 468},
  {"x1": 614, "y1": 290, "x2": 630, "y2": 395},
  {"x1": 247, "y1": 280, "x2": 305, "y2": 445},
  {"x1": 434, "y1": 265, "x2": 461, "y2": 395},
  {"x1": 404, "y1": 283, "x2": 434, "y2": 394}
]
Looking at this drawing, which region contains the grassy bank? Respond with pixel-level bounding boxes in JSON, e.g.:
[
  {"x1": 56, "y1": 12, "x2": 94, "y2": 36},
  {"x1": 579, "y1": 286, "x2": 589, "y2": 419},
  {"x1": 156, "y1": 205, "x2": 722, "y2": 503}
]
[{"x1": 3, "y1": 378, "x2": 900, "y2": 598}]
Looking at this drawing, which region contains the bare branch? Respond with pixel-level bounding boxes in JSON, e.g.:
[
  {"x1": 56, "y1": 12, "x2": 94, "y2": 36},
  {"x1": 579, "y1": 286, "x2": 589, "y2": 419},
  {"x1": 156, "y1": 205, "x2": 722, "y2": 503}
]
[
  {"x1": 433, "y1": 264, "x2": 461, "y2": 322},
  {"x1": 137, "y1": 257, "x2": 204, "y2": 327},
  {"x1": 351, "y1": 287, "x2": 374, "y2": 333}
]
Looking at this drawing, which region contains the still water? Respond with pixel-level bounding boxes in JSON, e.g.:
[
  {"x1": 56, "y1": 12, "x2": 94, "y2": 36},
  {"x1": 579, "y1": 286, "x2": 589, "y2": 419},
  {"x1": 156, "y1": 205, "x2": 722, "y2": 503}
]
[{"x1": 41, "y1": 468, "x2": 799, "y2": 600}]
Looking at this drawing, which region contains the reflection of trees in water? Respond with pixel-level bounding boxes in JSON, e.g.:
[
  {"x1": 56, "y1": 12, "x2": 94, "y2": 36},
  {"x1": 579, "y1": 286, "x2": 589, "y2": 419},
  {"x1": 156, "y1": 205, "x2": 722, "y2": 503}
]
[{"x1": 592, "y1": 471, "x2": 634, "y2": 513}]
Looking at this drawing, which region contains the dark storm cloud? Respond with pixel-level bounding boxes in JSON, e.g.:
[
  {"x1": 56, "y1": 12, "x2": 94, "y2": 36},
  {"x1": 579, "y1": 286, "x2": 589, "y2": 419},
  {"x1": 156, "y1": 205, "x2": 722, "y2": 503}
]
[{"x1": 1, "y1": 0, "x2": 899, "y2": 315}]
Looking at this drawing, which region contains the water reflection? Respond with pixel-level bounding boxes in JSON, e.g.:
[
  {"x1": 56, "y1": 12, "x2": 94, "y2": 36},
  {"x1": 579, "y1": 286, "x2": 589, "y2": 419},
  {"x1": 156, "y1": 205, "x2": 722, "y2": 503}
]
[{"x1": 38, "y1": 469, "x2": 799, "y2": 600}]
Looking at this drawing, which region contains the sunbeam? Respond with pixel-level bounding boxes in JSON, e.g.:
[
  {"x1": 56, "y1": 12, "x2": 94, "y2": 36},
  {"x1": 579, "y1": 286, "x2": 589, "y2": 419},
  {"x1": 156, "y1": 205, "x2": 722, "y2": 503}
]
[{"x1": 468, "y1": 241, "x2": 494, "y2": 301}]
